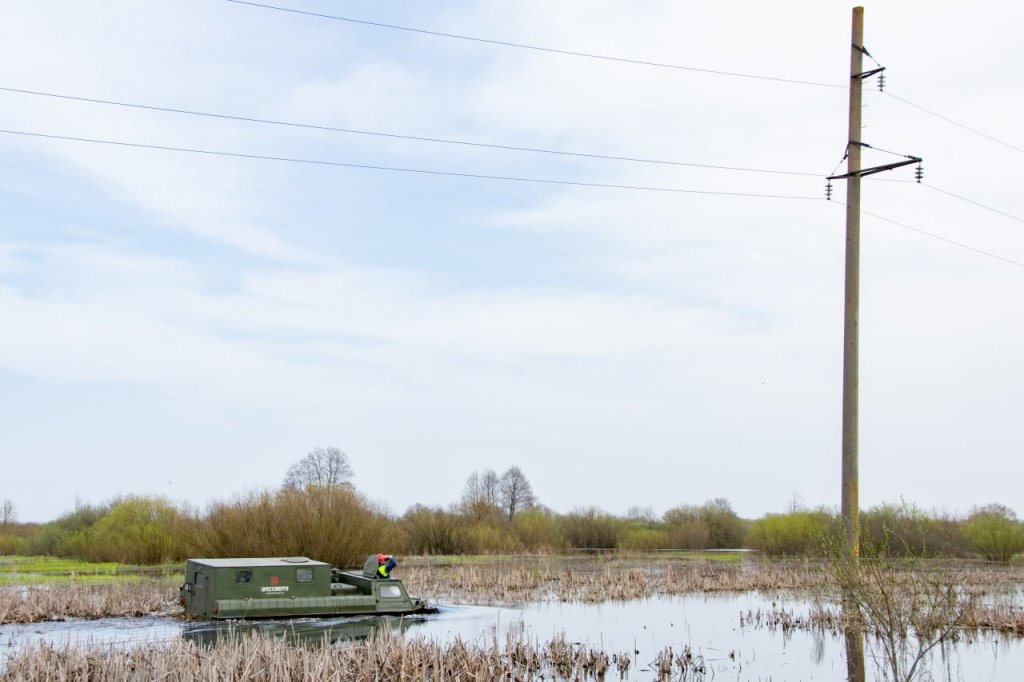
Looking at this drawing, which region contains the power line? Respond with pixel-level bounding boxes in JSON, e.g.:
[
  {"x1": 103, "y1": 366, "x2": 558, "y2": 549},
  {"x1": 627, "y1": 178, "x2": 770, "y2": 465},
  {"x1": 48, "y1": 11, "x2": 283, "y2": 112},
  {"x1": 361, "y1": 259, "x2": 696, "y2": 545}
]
[
  {"x1": 0, "y1": 128, "x2": 823, "y2": 200},
  {"x1": 226, "y1": 0, "x2": 845, "y2": 89},
  {"x1": 864, "y1": 209, "x2": 1024, "y2": 268},
  {"x1": 0, "y1": 86, "x2": 820, "y2": 177},
  {"x1": 924, "y1": 183, "x2": 1024, "y2": 225},
  {"x1": 831, "y1": 201, "x2": 1024, "y2": 269},
  {"x1": 881, "y1": 91, "x2": 1024, "y2": 155}
]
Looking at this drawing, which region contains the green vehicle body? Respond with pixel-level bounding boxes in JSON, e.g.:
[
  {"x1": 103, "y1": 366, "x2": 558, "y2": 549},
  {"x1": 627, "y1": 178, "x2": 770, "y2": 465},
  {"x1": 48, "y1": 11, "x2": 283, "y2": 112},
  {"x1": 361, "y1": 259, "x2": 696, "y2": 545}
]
[{"x1": 179, "y1": 556, "x2": 428, "y2": 620}]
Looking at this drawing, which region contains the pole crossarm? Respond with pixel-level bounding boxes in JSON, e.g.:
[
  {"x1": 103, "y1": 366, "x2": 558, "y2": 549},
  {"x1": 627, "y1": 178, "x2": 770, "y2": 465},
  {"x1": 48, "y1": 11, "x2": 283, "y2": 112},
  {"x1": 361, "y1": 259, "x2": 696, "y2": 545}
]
[
  {"x1": 853, "y1": 66, "x2": 886, "y2": 80},
  {"x1": 828, "y1": 156, "x2": 921, "y2": 180}
]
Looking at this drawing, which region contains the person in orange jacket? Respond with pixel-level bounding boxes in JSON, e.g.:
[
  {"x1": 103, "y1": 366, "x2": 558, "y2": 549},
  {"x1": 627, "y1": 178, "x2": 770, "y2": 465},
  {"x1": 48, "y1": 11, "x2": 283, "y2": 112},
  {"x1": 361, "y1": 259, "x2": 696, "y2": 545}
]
[{"x1": 376, "y1": 553, "x2": 397, "y2": 578}]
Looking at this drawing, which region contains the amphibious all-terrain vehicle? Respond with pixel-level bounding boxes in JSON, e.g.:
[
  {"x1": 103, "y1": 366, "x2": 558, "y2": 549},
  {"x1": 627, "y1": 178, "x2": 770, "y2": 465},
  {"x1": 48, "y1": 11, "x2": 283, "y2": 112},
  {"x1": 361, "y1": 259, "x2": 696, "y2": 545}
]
[{"x1": 179, "y1": 555, "x2": 429, "y2": 620}]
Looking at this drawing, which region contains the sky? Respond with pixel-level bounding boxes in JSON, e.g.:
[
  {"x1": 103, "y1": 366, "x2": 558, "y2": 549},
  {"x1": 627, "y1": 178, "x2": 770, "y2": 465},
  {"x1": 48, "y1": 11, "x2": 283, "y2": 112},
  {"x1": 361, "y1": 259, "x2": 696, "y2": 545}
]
[{"x1": 1, "y1": 1, "x2": 1022, "y2": 524}]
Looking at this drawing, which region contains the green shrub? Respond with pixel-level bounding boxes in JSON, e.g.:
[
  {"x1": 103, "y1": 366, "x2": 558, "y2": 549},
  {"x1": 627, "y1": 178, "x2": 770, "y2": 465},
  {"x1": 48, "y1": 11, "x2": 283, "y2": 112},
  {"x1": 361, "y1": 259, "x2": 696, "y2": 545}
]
[
  {"x1": 962, "y1": 504, "x2": 1024, "y2": 561},
  {"x1": 699, "y1": 499, "x2": 747, "y2": 548},
  {"x1": 464, "y1": 522, "x2": 519, "y2": 554},
  {"x1": 559, "y1": 508, "x2": 625, "y2": 549},
  {"x1": 0, "y1": 533, "x2": 23, "y2": 555},
  {"x1": 511, "y1": 508, "x2": 564, "y2": 552},
  {"x1": 398, "y1": 505, "x2": 472, "y2": 556},
  {"x1": 195, "y1": 486, "x2": 398, "y2": 567},
  {"x1": 71, "y1": 496, "x2": 183, "y2": 564},
  {"x1": 662, "y1": 506, "x2": 710, "y2": 549},
  {"x1": 860, "y1": 503, "x2": 968, "y2": 558},
  {"x1": 21, "y1": 500, "x2": 114, "y2": 557},
  {"x1": 0, "y1": 521, "x2": 37, "y2": 556},
  {"x1": 619, "y1": 527, "x2": 670, "y2": 550},
  {"x1": 21, "y1": 523, "x2": 67, "y2": 557},
  {"x1": 748, "y1": 510, "x2": 837, "y2": 556}
]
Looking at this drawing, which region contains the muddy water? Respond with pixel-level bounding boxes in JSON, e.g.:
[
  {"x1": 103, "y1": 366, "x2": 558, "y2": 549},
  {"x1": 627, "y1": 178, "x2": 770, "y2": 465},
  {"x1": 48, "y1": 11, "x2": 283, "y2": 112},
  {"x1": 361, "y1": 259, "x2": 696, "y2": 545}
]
[{"x1": 2, "y1": 593, "x2": 1022, "y2": 680}]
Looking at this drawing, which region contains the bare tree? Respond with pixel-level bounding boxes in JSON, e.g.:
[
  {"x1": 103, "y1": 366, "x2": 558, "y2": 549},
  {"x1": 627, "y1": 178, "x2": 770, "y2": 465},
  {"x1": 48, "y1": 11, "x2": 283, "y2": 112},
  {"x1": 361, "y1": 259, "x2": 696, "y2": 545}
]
[
  {"x1": 626, "y1": 506, "x2": 657, "y2": 526},
  {"x1": 498, "y1": 467, "x2": 536, "y2": 520},
  {"x1": 460, "y1": 470, "x2": 501, "y2": 521},
  {"x1": 699, "y1": 498, "x2": 746, "y2": 548},
  {"x1": 462, "y1": 470, "x2": 499, "y2": 506},
  {"x1": 0, "y1": 499, "x2": 14, "y2": 528},
  {"x1": 284, "y1": 447, "x2": 354, "y2": 489},
  {"x1": 831, "y1": 554, "x2": 977, "y2": 682}
]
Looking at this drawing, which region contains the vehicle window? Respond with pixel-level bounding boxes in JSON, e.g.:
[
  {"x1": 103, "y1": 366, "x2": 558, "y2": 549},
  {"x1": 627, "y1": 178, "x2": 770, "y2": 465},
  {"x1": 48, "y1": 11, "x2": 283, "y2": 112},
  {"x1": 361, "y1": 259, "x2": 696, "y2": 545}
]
[
  {"x1": 296, "y1": 569, "x2": 313, "y2": 583},
  {"x1": 195, "y1": 572, "x2": 206, "y2": 589},
  {"x1": 236, "y1": 570, "x2": 253, "y2": 584},
  {"x1": 379, "y1": 585, "x2": 403, "y2": 598}
]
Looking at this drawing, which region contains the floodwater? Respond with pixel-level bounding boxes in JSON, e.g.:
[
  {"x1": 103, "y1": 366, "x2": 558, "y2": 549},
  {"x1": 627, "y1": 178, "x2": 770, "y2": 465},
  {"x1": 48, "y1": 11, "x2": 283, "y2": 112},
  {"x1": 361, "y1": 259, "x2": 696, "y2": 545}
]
[{"x1": 2, "y1": 593, "x2": 1022, "y2": 680}]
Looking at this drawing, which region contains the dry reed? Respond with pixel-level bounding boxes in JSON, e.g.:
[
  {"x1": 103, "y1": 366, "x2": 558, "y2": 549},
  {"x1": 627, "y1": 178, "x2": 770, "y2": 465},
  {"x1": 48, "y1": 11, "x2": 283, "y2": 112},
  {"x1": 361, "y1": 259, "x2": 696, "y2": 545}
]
[
  {"x1": 0, "y1": 583, "x2": 176, "y2": 624},
  {"x1": 429, "y1": 557, "x2": 1019, "y2": 603},
  {"x1": 3, "y1": 556, "x2": 1019, "y2": 624},
  {"x1": 403, "y1": 557, "x2": 843, "y2": 604},
  {"x1": 741, "y1": 601, "x2": 1024, "y2": 636},
  {"x1": 0, "y1": 628, "x2": 664, "y2": 681}
]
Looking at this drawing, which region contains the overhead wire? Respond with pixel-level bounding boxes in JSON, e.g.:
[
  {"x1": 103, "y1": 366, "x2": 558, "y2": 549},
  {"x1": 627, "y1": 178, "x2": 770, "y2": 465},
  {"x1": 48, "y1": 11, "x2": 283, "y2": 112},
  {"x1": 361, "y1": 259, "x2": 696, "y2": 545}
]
[
  {"x1": 879, "y1": 91, "x2": 1024, "y2": 156},
  {"x1": 851, "y1": 43, "x2": 1019, "y2": 156},
  {"x1": 924, "y1": 184, "x2": 1024, "y2": 225},
  {"x1": 228, "y1": 3, "x2": 1022, "y2": 171},
  {"x1": 5, "y1": 126, "x2": 1019, "y2": 268},
  {"x1": 0, "y1": 128, "x2": 824, "y2": 200},
  {"x1": 225, "y1": 0, "x2": 845, "y2": 89},
  {"x1": 0, "y1": 86, "x2": 820, "y2": 177},
  {"x1": 857, "y1": 142, "x2": 919, "y2": 160},
  {"x1": 13, "y1": 127, "x2": 1016, "y2": 265},
  {"x1": 830, "y1": 201, "x2": 1024, "y2": 269},
  {"x1": 4, "y1": 15, "x2": 1017, "y2": 264}
]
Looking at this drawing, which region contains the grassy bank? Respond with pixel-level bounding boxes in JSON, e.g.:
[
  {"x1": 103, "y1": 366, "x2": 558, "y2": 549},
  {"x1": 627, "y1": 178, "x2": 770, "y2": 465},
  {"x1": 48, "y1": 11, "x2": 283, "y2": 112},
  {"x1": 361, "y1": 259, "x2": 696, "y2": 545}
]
[
  {"x1": 0, "y1": 555, "x2": 179, "y2": 587},
  {"x1": 0, "y1": 555, "x2": 180, "y2": 624}
]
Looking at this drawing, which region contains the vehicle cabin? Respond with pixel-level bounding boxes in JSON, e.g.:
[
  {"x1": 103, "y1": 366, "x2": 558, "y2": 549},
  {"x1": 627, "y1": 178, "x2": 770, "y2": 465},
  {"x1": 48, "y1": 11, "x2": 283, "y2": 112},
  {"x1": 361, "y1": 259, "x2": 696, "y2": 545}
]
[{"x1": 180, "y1": 556, "x2": 423, "y2": 620}]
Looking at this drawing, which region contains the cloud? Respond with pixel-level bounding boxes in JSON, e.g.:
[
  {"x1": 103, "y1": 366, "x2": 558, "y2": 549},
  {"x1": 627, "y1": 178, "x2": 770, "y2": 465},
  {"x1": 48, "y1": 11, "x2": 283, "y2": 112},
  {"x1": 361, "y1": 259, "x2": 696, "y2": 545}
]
[{"x1": 1, "y1": 0, "x2": 1023, "y2": 522}]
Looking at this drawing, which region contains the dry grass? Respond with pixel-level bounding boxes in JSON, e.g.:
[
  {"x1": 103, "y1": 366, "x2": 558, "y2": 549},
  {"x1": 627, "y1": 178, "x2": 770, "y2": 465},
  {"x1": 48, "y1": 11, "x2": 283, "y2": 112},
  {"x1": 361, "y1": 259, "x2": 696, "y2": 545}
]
[
  {"x1": 0, "y1": 629, "x2": 654, "y2": 681},
  {"x1": 0, "y1": 583, "x2": 176, "y2": 624},
  {"x1": 961, "y1": 603, "x2": 1024, "y2": 634}
]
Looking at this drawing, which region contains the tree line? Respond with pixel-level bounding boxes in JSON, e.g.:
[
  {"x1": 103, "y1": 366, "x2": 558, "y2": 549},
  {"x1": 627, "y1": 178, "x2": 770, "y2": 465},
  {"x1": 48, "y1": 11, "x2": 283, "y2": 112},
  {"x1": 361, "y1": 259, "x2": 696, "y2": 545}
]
[{"x1": 1, "y1": 447, "x2": 1022, "y2": 564}]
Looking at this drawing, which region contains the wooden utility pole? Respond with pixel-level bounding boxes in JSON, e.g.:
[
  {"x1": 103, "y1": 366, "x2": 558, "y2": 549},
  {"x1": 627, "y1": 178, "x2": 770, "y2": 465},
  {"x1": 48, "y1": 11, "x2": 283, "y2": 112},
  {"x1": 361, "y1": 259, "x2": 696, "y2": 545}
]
[
  {"x1": 841, "y1": 6, "x2": 864, "y2": 559},
  {"x1": 830, "y1": 8, "x2": 920, "y2": 558}
]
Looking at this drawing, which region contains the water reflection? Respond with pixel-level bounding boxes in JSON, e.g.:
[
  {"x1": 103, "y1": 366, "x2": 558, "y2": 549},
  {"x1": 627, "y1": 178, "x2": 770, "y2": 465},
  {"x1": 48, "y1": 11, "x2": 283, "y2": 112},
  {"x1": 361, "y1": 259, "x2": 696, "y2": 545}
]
[
  {"x1": 182, "y1": 614, "x2": 428, "y2": 648},
  {"x1": 844, "y1": 627, "x2": 866, "y2": 682},
  {"x1": 841, "y1": 592, "x2": 866, "y2": 682}
]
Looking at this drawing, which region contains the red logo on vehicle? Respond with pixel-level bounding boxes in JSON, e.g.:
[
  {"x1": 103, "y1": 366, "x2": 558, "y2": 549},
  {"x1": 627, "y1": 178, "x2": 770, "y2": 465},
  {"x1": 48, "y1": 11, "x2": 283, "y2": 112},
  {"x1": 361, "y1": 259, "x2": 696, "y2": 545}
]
[{"x1": 271, "y1": 576, "x2": 280, "y2": 586}]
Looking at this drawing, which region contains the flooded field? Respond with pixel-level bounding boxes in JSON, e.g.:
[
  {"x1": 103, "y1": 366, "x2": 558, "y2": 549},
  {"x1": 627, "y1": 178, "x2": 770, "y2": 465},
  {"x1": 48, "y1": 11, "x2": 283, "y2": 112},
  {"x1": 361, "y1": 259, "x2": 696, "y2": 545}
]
[
  {"x1": 3, "y1": 592, "x2": 1023, "y2": 680},
  {"x1": 3, "y1": 556, "x2": 1022, "y2": 679}
]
